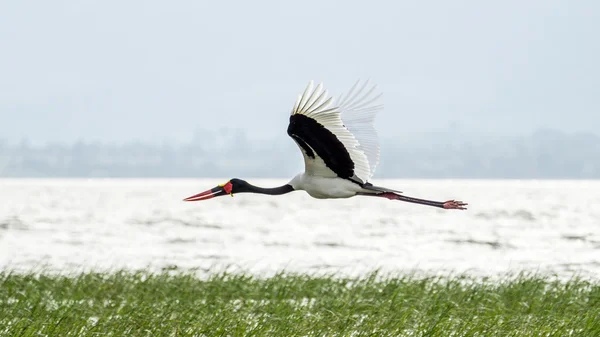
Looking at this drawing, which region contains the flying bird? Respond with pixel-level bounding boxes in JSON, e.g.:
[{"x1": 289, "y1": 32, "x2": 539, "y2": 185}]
[{"x1": 184, "y1": 80, "x2": 467, "y2": 210}]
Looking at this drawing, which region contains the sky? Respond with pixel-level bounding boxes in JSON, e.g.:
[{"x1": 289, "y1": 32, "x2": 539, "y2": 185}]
[{"x1": 1, "y1": 0, "x2": 598, "y2": 145}]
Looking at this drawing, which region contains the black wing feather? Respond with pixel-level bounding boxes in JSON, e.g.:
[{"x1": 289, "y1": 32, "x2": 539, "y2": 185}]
[{"x1": 287, "y1": 114, "x2": 355, "y2": 179}]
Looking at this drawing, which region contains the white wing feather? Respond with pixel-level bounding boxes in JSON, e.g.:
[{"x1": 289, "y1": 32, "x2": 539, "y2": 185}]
[
  {"x1": 290, "y1": 80, "x2": 383, "y2": 183},
  {"x1": 336, "y1": 79, "x2": 383, "y2": 179}
]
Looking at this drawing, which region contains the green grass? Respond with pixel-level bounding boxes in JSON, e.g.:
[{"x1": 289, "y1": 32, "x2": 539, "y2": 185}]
[{"x1": 0, "y1": 270, "x2": 598, "y2": 336}]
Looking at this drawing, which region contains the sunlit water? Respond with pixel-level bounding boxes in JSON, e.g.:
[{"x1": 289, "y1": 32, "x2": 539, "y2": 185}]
[{"x1": 1, "y1": 179, "x2": 599, "y2": 278}]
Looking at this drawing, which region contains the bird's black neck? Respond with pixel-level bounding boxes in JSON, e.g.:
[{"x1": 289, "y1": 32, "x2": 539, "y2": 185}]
[{"x1": 244, "y1": 183, "x2": 295, "y2": 195}]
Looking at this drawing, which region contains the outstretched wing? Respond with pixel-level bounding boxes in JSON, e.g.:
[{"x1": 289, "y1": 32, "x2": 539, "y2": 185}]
[
  {"x1": 336, "y1": 80, "x2": 383, "y2": 179},
  {"x1": 286, "y1": 80, "x2": 383, "y2": 184}
]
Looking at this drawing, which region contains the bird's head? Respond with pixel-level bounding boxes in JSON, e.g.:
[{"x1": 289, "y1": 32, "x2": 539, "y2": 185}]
[{"x1": 183, "y1": 178, "x2": 249, "y2": 202}]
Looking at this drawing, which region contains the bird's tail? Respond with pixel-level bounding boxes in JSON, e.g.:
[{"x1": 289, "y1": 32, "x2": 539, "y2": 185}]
[{"x1": 360, "y1": 182, "x2": 403, "y2": 195}]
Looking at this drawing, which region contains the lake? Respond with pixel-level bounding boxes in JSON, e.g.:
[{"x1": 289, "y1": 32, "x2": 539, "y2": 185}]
[{"x1": 1, "y1": 179, "x2": 598, "y2": 278}]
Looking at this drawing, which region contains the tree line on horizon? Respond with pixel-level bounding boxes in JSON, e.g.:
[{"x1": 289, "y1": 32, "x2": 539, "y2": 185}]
[{"x1": 0, "y1": 128, "x2": 599, "y2": 179}]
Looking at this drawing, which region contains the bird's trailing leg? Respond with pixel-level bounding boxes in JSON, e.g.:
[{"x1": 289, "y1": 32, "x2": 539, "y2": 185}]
[{"x1": 360, "y1": 192, "x2": 468, "y2": 210}]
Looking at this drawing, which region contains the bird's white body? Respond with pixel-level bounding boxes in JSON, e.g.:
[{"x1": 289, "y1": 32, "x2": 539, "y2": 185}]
[{"x1": 288, "y1": 173, "x2": 369, "y2": 199}]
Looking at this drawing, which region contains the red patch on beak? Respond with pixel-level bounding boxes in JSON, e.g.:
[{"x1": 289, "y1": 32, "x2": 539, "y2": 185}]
[{"x1": 222, "y1": 181, "x2": 233, "y2": 194}]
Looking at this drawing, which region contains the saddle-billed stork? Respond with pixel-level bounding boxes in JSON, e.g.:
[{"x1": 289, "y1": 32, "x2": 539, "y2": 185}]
[{"x1": 184, "y1": 80, "x2": 467, "y2": 210}]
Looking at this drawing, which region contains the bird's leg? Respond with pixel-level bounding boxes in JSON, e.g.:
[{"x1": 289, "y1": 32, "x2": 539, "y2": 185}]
[{"x1": 375, "y1": 192, "x2": 468, "y2": 210}]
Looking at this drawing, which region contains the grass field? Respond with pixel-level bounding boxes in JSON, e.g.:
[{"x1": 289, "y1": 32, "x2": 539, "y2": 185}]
[{"x1": 0, "y1": 270, "x2": 598, "y2": 336}]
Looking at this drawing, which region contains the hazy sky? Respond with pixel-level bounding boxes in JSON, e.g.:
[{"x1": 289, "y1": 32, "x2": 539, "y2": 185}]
[{"x1": 1, "y1": 0, "x2": 598, "y2": 144}]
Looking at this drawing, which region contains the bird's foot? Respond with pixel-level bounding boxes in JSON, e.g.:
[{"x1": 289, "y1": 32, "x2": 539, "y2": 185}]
[{"x1": 443, "y1": 200, "x2": 468, "y2": 210}]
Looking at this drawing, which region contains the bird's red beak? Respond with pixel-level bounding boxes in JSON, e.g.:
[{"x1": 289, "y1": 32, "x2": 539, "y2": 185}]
[{"x1": 183, "y1": 182, "x2": 233, "y2": 202}]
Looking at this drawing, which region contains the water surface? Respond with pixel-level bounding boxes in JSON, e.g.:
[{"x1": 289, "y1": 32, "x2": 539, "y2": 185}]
[{"x1": 1, "y1": 179, "x2": 598, "y2": 278}]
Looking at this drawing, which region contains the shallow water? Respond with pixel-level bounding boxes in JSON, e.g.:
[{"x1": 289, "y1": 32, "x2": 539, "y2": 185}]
[{"x1": 1, "y1": 179, "x2": 599, "y2": 278}]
